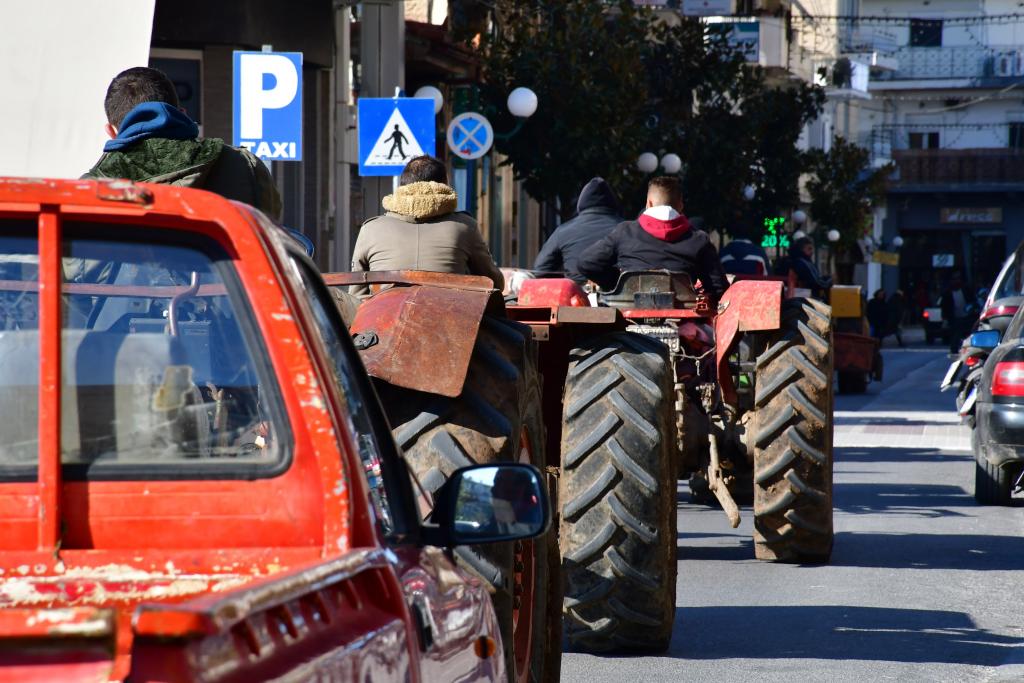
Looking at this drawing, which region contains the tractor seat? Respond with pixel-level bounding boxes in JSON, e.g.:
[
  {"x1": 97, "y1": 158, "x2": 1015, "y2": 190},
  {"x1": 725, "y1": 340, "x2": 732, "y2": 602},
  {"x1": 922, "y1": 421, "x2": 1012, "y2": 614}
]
[{"x1": 601, "y1": 270, "x2": 700, "y2": 309}]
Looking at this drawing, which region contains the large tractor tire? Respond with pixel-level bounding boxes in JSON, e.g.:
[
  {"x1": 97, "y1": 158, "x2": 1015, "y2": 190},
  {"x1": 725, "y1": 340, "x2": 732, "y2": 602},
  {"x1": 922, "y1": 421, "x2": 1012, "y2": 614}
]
[
  {"x1": 374, "y1": 316, "x2": 560, "y2": 683},
  {"x1": 752, "y1": 297, "x2": 834, "y2": 563},
  {"x1": 559, "y1": 332, "x2": 677, "y2": 653}
]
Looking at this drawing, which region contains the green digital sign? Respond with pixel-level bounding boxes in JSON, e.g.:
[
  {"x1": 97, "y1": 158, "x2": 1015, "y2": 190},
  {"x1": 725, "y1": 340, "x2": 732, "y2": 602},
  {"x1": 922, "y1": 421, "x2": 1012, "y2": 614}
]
[{"x1": 761, "y1": 216, "x2": 790, "y2": 249}]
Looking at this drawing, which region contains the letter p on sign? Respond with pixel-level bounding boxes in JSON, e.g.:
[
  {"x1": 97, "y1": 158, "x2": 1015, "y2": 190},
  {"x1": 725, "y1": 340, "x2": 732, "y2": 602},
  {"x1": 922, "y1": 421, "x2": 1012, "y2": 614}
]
[{"x1": 233, "y1": 51, "x2": 303, "y2": 161}]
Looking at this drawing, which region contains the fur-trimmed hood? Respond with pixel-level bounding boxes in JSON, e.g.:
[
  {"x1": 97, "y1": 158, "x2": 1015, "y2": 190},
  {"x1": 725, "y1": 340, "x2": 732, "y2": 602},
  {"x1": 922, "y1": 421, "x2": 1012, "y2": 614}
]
[{"x1": 382, "y1": 181, "x2": 458, "y2": 221}]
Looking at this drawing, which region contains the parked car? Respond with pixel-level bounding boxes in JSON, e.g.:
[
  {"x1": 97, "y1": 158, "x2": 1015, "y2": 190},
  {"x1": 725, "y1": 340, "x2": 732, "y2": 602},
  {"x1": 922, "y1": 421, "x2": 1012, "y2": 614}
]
[
  {"x1": 922, "y1": 305, "x2": 949, "y2": 345},
  {"x1": 976, "y1": 243, "x2": 1024, "y2": 336},
  {"x1": 968, "y1": 311, "x2": 1024, "y2": 505},
  {"x1": 0, "y1": 177, "x2": 551, "y2": 681}
]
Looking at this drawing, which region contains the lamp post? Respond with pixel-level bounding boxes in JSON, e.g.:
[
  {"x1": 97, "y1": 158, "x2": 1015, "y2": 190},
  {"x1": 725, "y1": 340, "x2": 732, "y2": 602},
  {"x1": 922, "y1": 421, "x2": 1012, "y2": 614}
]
[{"x1": 637, "y1": 153, "x2": 659, "y2": 174}]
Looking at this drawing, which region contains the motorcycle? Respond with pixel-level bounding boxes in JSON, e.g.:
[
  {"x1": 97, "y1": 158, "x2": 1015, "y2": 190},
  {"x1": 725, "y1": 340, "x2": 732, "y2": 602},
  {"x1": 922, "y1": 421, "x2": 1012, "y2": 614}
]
[{"x1": 940, "y1": 328, "x2": 1000, "y2": 428}]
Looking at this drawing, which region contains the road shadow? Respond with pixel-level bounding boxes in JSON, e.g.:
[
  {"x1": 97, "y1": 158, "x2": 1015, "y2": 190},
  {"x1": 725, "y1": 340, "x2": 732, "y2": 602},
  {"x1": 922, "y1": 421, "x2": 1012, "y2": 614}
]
[
  {"x1": 669, "y1": 605, "x2": 1023, "y2": 666},
  {"x1": 839, "y1": 446, "x2": 970, "y2": 464},
  {"x1": 835, "y1": 417, "x2": 943, "y2": 428},
  {"x1": 677, "y1": 532, "x2": 752, "y2": 561},
  {"x1": 831, "y1": 531, "x2": 1024, "y2": 570},
  {"x1": 835, "y1": 482, "x2": 972, "y2": 518}
]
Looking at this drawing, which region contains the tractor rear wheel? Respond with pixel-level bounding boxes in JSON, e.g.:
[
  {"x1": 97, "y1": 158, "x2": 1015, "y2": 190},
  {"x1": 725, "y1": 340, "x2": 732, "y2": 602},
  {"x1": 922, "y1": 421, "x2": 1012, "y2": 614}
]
[
  {"x1": 375, "y1": 316, "x2": 559, "y2": 683},
  {"x1": 559, "y1": 332, "x2": 677, "y2": 653},
  {"x1": 752, "y1": 297, "x2": 834, "y2": 563}
]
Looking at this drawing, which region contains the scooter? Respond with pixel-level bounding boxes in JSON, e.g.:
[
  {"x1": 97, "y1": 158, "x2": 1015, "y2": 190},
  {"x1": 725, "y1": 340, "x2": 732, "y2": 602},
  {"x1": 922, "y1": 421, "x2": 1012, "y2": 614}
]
[{"x1": 941, "y1": 328, "x2": 1000, "y2": 428}]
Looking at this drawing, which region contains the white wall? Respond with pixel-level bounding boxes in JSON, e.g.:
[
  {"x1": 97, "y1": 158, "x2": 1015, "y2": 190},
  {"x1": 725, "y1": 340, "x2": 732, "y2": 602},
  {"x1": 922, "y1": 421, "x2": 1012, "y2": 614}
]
[{"x1": 0, "y1": 0, "x2": 156, "y2": 178}]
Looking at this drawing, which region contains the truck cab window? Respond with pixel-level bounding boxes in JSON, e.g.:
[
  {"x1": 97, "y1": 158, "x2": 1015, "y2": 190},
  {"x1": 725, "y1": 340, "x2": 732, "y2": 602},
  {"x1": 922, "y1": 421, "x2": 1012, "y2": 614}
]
[{"x1": 0, "y1": 224, "x2": 290, "y2": 480}]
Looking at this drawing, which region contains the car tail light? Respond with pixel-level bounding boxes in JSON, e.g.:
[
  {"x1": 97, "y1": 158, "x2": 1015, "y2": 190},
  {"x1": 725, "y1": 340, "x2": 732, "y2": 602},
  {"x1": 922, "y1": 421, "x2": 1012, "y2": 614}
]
[
  {"x1": 965, "y1": 355, "x2": 981, "y2": 368},
  {"x1": 991, "y1": 361, "x2": 1024, "y2": 396},
  {"x1": 981, "y1": 304, "x2": 1019, "y2": 320},
  {"x1": 922, "y1": 310, "x2": 930, "y2": 320}
]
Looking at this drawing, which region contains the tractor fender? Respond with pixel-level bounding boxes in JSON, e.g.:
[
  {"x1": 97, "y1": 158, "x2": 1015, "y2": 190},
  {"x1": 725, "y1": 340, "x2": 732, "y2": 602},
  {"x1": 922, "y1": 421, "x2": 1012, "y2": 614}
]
[
  {"x1": 349, "y1": 284, "x2": 494, "y2": 398},
  {"x1": 518, "y1": 278, "x2": 589, "y2": 308},
  {"x1": 715, "y1": 279, "x2": 784, "y2": 371}
]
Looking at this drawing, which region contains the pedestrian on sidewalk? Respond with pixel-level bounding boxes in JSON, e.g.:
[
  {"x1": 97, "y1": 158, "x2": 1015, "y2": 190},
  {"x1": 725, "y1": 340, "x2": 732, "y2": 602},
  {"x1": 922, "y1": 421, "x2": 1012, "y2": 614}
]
[
  {"x1": 83, "y1": 66, "x2": 281, "y2": 221},
  {"x1": 887, "y1": 289, "x2": 906, "y2": 347},
  {"x1": 867, "y1": 288, "x2": 888, "y2": 341},
  {"x1": 941, "y1": 272, "x2": 975, "y2": 353}
]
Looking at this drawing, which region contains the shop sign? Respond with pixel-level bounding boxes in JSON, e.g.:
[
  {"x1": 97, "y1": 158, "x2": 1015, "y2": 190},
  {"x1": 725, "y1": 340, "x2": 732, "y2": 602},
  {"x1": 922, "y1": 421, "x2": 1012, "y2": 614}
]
[
  {"x1": 932, "y1": 254, "x2": 955, "y2": 268},
  {"x1": 872, "y1": 250, "x2": 900, "y2": 266},
  {"x1": 940, "y1": 208, "x2": 1003, "y2": 224}
]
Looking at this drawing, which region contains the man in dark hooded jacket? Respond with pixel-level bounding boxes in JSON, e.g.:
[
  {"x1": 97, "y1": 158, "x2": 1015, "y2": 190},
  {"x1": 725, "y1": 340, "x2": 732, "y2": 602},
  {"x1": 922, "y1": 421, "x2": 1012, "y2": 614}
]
[
  {"x1": 786, "y1": 237, "x2": 832, "y2": 299},
  {"x1": 533, "y1": 177, "x2": 623, "y2": 284},
  {"x1": 82, "y1": 67, "x2": 281, "y2": 221},
  {"x1": 577, "y1": 176, "x2": 728, "y2": 302}
]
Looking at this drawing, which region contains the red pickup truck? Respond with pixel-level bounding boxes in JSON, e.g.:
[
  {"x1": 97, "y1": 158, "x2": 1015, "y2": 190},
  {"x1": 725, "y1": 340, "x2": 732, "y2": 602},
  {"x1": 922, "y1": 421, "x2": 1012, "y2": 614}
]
[{"x1": 0, "y1": 178, "x2": 549, "y2": 681}]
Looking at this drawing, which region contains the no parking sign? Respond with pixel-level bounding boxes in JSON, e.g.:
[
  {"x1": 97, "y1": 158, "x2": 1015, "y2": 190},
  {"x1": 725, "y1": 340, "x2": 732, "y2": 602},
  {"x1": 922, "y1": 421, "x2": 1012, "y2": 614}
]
[{"x1": 447, "y1": 113, "x2": 494, "y2": 160}]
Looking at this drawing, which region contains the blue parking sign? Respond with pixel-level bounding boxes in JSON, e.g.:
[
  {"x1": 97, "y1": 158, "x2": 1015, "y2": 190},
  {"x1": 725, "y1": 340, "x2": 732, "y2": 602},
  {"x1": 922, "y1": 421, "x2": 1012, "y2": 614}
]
[{"x1": 233, "y1": 51, "x2": 303, "y2": 161}]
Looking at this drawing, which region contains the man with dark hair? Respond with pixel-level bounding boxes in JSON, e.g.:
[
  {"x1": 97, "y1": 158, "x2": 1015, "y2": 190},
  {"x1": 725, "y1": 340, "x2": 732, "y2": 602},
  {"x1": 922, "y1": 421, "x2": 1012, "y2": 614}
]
[
  {"x1": 350, "y1": 154, "x2": 503, "y2": 295},
  {"x1": 399, "y1": 155, "x2": 448, "y2": 185},
  {"x1": 83, "y1": 67, "x2": 281, "y2": 221},
  {"x1": 533, "y1": 177, "x2": 623, "y2": 284},
  {"x1": 576, "y1": 176, "x2": 728, "y2": 301},
  {"x1": 720, "y1": 213, "x2": 770, "y2": 276}
]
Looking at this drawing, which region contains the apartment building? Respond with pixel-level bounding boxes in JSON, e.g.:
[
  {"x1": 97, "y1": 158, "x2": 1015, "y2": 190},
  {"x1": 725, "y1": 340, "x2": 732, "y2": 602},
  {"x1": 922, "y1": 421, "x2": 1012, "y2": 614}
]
[{"x1": 846, "y1": 2, "x2": 1024, "y2": 298}]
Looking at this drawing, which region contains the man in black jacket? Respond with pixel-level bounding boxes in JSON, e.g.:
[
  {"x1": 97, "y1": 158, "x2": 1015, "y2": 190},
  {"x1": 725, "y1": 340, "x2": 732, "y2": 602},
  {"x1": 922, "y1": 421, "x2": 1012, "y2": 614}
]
[
  {"x1": 576, "y1": 176, "x2": 729, "y2": 301},
  {"x1": 533, "y1": 177, "x2": 623, "y2": 284}
]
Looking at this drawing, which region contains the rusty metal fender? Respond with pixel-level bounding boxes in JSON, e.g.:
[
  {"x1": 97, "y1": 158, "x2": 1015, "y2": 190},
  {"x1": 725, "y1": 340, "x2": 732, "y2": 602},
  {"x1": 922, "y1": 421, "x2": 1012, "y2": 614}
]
[
  {"x1": 324, "y1": 272, "x2": 499, "y2": 398},
  {"x1": 715, "y1": 280, "x2": 785, "y2": 407},
  {"x1": 715, "y1": 280, "x2": 783, "y2": 360}
]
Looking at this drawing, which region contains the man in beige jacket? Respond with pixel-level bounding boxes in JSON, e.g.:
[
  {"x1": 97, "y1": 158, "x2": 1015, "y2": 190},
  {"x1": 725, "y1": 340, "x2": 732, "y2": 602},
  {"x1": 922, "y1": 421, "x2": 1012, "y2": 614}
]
[{"x1": 350, "y1": 155, "x2": 504, "y2": 295}]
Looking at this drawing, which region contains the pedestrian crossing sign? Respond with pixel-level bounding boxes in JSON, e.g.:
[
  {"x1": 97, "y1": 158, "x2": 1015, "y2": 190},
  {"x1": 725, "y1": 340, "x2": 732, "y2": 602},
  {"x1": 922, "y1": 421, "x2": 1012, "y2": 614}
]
[{"x1": 358, "y1": 98, "x2": 436, "y2": 177}]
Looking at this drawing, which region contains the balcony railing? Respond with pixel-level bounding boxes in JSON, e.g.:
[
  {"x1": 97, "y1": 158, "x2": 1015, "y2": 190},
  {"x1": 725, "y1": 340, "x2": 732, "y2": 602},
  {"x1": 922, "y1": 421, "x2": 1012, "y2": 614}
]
[
  {"x1": 866, "y1": 46, "x2": 1024, "y2": 81},
  {"x1": 892, "y1": 149, "x2": 1024, "y2": 187}
]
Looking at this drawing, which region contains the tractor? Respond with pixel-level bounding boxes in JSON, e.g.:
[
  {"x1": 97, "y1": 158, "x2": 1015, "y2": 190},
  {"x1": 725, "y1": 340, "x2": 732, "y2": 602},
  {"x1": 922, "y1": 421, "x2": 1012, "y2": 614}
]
[
  {"x1": 831, "y1": 284, "x2": 883, "y2": 394},
  {"x1": 325, "y1": 269, "x2": 834, "y2": 660}
]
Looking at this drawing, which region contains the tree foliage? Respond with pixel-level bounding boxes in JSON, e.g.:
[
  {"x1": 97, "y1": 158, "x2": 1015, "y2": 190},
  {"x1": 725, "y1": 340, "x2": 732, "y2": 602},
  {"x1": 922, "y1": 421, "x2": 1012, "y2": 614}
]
[
  {"x1": 481, "y1": 1, "x2": 652, "y2": 215},
  {"x1": 480, "y1": 2, "x2": 825, "y2": 230},
  {"x1": 805, "y1": 136, "x2": 892, "y2": 250}
]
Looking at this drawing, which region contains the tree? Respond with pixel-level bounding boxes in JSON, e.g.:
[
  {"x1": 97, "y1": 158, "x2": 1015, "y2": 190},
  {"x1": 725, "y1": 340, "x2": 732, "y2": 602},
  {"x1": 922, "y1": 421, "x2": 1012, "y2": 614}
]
[
  {"x1": 805, "y1": 136, "x2": 892, "y2": 251},
  {"x1": 481, "y1": 1, "x2": 653, "y2": 217},
  {"x1": 480, "y1": 3, "x2": 825, "y2": 230}
]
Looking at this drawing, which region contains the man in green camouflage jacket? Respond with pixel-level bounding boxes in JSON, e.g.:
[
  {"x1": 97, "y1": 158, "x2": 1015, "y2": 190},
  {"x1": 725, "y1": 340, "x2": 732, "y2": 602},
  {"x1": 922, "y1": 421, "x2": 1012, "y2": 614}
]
[{"x1": 83, "y1": 66, "x2": 281, "y2": 222}]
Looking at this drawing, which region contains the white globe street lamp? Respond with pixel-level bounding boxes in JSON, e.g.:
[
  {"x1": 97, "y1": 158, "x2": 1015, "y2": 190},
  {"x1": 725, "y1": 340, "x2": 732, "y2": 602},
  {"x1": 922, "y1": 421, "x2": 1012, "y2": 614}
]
[
  {"x1": 793, "y1": 230, "x2": 807, "y2": 240},
  {"x1": 637, "y1": 153, "x2": 659, "y2": 174},
  {"x1": 507, "y1": 87, "x2": 538, "y2": 118},
  {"x1": 661, "y1": 153, "x2": 682, "y2": 174},
  {"x1": 743, "y1": 185, "x2": 756, "y2": 201},
  {"x1": 892, "y1": 236, "x2": 904, "y2": 248},
  {"x1": 827, "y1": 229, "x2": 841, "y2": 242},
  {"x1": 414, "y1": 85, "x2": 444, "y2": 115},
  {"x1": 792, "y1": 209, "x2": 807, "y2": 224}
]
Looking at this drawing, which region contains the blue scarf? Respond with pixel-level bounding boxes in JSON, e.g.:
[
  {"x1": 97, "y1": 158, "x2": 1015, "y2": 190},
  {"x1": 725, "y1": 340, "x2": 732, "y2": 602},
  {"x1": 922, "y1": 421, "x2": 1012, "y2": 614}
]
[{"x1": 104, "y1": 102, "x2": 199, "y2": 152}]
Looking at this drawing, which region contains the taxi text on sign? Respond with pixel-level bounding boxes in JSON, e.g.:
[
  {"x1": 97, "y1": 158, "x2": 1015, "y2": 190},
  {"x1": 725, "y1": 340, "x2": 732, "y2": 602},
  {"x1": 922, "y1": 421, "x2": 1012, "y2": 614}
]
[
  {"x1": 358, "y1": 98, "x2": 436, "y2": 177},
  {"x1": 233, "y1": 51, "x2": 303, "y2": 161}
]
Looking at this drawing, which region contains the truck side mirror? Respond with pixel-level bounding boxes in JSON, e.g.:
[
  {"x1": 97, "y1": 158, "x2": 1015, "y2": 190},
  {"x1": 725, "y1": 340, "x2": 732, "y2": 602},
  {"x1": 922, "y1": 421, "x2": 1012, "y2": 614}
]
[
  {"x1": 971, "y1": 329, "x2": 1000, "y2": 350},
  {"x1": 427, "y1": 464, "x2": 550, "y2": 546}
]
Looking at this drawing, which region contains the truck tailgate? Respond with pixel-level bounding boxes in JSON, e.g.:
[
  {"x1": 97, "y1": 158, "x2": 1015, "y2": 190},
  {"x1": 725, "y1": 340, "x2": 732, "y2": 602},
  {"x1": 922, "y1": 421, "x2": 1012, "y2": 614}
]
[{"x1": 0, "y1": 607, "x2": 115, "y2": 682}]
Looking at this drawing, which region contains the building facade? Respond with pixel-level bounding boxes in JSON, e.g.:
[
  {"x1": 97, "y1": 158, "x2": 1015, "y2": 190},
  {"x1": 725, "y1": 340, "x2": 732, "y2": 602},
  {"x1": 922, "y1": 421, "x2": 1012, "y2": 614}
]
[{"x1": 846, "y1": 2, "x2": 1024, "y2": 300}]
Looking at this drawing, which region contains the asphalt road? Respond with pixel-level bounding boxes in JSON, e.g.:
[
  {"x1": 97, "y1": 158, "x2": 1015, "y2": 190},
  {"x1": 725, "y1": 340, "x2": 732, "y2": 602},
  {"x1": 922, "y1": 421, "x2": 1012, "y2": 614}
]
[{"x1": 561, "y1": 340, "x2": 1024, "y2": 682}]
